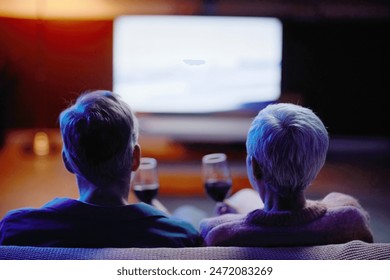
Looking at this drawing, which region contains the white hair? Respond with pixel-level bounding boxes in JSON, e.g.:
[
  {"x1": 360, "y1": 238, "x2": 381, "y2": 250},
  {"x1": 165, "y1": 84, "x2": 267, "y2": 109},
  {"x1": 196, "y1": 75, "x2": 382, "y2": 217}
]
[{"x1": 246, "y1": 103, "x2": 329, "y2": 196}]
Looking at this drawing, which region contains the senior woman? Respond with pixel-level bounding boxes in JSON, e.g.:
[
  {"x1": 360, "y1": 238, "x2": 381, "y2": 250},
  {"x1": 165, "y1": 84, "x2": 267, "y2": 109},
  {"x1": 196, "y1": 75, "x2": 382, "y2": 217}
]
[{"x1": 200, "y1": 103, "x2": 373, "y2": 246}]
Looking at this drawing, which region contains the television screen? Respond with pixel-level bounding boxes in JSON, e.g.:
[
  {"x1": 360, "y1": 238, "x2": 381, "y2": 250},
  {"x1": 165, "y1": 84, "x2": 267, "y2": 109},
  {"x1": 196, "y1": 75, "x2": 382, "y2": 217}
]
[{"x1": 113, "y1": 15, "x2": 283, "y2": 141}]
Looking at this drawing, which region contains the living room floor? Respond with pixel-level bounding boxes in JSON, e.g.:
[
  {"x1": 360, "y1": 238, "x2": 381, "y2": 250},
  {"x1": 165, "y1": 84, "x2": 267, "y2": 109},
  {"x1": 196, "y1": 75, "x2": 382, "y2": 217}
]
[{"x1": 0, "y1": 130, "x2": 389, "y2": 243}]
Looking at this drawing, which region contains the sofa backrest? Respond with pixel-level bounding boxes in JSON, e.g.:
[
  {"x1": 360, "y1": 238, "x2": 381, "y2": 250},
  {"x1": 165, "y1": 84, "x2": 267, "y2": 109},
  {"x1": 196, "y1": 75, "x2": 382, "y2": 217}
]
[{"x1": 1, "y1": 241, "x2": 390, "y2": 260}]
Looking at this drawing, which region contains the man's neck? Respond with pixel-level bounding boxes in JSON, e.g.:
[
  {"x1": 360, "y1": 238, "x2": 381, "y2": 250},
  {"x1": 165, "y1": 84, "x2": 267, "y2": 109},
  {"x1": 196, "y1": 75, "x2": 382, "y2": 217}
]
[{"x1": 76, "y1": 176, "x2": 130, "y2": 206}]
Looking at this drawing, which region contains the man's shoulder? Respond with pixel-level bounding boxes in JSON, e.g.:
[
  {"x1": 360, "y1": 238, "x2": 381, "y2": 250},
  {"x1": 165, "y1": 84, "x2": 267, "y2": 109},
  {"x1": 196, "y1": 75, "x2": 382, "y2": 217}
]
[
  {"x1": 122, "y1": 203, "x2": 200, "y2": 237},
  {"x1": 129, "y1": 206, "x2": 202, "y2": 247},
  {"x1": 0, "y1": 198, "x2": 80, "y2": 235},
  {"x1": 154, "y1": 214, "x2": 200, "y2": 237},
  {"x1": 1, "y1": 208, "x2": 33, "y2": 223},
  {"x1": 2, "y1": 205, "x2": 52, "y2": 221},
  {"x1": 1, "y1": 198, "x2": 73, "y2": 219}
]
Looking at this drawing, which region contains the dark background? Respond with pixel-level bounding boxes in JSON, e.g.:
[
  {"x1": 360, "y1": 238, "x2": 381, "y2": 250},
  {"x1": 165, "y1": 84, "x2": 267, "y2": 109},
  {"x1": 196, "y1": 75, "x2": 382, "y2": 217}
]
[
  {"x1": 282, "y1": 19, "x2": 390, "y2": 137},
  {"x1": 1, "y1": 1, "x2": 389, "y2": 142}
]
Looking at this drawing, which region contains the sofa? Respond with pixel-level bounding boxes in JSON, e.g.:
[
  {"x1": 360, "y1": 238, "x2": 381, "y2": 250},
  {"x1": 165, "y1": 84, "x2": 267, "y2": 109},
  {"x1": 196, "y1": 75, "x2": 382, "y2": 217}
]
[{"x1": 1, "y1": 240, "x2": 389, "y2": 260}]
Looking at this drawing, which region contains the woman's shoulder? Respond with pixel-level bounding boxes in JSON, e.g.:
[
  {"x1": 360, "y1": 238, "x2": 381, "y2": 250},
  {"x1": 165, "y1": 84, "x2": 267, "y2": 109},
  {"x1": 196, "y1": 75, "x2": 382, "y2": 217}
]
[
  {"x1": 321, "y1": 192, "x2": 360, "y2": 206},
  {"x1": 199, "y1": 214, "x2": 248, "y2": 246}
]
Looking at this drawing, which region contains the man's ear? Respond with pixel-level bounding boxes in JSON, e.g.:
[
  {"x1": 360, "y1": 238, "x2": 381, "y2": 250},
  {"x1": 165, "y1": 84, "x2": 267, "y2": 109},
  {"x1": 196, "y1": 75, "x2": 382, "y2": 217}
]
[
  {"x1": 62, "y1": 150, "x2": 75, "y2": 174},
  {"x1": 131, "y1": 144, "x2": 141, "y2": 171},
  {"x1": 251, "y1": 156, "x2": 263, "y2": 180}
]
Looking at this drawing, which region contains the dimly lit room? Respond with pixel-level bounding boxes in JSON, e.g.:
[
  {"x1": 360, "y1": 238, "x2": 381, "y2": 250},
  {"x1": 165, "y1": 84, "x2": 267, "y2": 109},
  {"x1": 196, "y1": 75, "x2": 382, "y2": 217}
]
[{"x1": 0, "y1": 0, "x2": 389, "y2": 261}]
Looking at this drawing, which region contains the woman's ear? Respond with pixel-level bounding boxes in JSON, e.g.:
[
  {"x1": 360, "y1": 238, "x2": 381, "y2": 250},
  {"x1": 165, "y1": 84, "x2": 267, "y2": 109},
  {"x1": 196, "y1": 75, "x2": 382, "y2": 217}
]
[
  {"x1": 62, "y1": 150, "x2": 75, "y2": 174},
  {"x1": 251, "y1": 156, "x2": 263, "y2": 181},
  {"x1": 131, "y1": 144, "x2": 141, "y2": 171}
]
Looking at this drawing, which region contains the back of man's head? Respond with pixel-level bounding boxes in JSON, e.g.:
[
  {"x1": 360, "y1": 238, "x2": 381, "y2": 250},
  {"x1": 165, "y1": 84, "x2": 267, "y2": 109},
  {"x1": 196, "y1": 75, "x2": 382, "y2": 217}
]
[
  {"x1": 246, "y1": 103, "x2": 329, "y2": 196},
  {"x1": 59, "y1": 90, "x2": 138, "y2": 185}
]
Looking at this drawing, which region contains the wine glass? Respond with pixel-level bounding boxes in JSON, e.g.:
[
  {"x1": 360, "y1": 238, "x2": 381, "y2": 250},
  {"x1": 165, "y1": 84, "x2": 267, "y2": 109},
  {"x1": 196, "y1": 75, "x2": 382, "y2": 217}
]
[
  {"x1": 202, "y1": 153, "x2": 232, "y2": 202},
  {"x1": 131, "y1": 157, "x2": 159, "y2": 204}
]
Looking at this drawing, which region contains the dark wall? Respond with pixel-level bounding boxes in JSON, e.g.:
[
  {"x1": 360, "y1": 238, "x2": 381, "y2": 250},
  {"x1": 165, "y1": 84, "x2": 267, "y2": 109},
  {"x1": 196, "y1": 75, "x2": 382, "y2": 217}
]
[
  {"x1": 282, "y1": 19, "x2": 390, "y2": 137},
  {"x1": 0, "y1": 16, "x2": 389, "y2": 138},
  {"x1": 0, "y1": 18, "x2": 113, "y2": 129}
]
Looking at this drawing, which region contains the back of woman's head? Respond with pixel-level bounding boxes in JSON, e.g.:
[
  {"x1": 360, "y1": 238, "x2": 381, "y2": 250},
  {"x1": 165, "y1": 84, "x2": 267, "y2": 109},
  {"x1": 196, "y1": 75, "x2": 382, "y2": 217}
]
[
  {"x1": 246, "y1": 103, "x2": 329, "y2": 196},
  {"x1": 59, "y1": 90, "x2": 138, "y2": 184}
]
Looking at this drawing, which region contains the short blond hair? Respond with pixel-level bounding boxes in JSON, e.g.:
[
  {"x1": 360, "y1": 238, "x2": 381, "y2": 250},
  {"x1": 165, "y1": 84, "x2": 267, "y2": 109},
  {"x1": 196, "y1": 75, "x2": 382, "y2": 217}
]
[{"x1": 60, "y1": 90, "x2": 138, "y2": 184}]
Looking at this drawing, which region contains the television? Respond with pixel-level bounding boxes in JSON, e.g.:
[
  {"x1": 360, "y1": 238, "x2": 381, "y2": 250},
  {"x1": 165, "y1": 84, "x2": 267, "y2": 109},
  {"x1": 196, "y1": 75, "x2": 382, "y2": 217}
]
[{"x1": 113, "y1": 15, "x2": 283, "y2": 142}]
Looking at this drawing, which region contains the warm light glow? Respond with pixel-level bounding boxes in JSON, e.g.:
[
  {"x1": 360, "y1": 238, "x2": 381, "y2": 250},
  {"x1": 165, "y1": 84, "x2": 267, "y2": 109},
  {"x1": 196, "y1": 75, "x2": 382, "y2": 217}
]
[
  {"x1": 0, "y1": 0, "x2": 194, "y2": 20},
  {"x1": 0, "y1": 0, "x2": 36, "y2": 18},
  {"x1": 33, "y1": 131, "x2": 50, "y2": 156}
]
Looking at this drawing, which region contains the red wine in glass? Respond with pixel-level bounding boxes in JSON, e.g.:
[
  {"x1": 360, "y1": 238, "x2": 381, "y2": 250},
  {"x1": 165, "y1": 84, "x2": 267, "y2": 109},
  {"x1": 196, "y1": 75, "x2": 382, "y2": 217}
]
[
  {"x1": 133, "y1": 184, "x2": 159, "y2": 204},
  {"x1": 204, "y1": 180, "x2": 232, "y2": 202},
  {"x1": 202, "y1": 153, "x2": 232, "y2": 202},
  {"x1": 131, "y1": 157, "x2": 159, "y2": 205}
]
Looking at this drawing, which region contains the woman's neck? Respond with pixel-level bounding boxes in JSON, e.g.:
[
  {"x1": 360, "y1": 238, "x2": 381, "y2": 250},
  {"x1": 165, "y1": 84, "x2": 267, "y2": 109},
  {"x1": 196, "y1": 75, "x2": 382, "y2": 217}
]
[{"x1": 263, "y1": 188, "x2": 306, "y2": 212}]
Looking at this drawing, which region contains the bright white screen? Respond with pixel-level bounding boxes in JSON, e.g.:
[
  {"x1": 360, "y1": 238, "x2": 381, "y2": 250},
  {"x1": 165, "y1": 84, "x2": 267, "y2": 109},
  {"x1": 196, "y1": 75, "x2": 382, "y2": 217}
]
[{"x1": 113, "y1": 15, "x2": 282, "y2": 113}]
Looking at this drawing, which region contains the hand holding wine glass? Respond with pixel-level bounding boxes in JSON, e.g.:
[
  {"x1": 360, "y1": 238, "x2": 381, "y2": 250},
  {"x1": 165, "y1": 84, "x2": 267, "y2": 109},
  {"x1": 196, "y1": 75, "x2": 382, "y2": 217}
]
[
  {"x1": 202, "y1": 153, "x2": 232, "y2": 203},
  {"x1": 131, "y1": 157, "x2": 159, "y2": 205}
]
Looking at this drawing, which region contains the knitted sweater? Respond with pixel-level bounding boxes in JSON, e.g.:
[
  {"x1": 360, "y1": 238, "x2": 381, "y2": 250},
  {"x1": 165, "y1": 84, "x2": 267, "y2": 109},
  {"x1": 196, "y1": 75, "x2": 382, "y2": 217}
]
[{"x1": 200, "y1": 192, "x2": 374, "y2": 247}]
